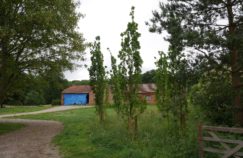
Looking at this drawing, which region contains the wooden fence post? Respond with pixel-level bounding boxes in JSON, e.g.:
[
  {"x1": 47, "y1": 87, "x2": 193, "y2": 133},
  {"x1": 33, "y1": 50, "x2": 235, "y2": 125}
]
[{"x1": 198, "y1": 123, "x2": 204, "y2": 158}]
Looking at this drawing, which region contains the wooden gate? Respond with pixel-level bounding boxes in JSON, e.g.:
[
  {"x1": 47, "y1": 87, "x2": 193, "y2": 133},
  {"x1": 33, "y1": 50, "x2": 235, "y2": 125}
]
[{"x1": 198, "y1": 125, "x2": 243, "y2": 158}]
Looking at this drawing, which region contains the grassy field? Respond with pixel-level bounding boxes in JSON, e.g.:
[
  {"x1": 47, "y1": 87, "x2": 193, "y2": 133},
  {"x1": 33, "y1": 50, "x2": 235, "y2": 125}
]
[
  {"x1": 0, "y1": 123, "x2": 25, "y2": 135},
  {"x1": 18, "y1": 106, "x2": 201, "y2": 158},
  {"x1": 0, "y1": 105, "x2": 52, "y2": 115}
]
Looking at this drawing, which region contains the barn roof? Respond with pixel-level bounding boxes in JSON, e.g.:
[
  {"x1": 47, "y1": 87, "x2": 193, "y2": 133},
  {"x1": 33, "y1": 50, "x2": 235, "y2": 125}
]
[
  {"x1": 138, "y1": 83, "x2": 156, "y2": 93},
  {"x1": 62, "y1": 85, "x2": 92, "y2": 94},
  {"x1": 62, "y1": 83, "x2": 156, "y2": 94}
]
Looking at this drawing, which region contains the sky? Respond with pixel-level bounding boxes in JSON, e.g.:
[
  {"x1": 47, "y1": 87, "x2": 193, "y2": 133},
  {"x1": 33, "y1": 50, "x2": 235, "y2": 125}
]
[{"x1": 64, "y1": 0, "x2": 169, "y2": 81}]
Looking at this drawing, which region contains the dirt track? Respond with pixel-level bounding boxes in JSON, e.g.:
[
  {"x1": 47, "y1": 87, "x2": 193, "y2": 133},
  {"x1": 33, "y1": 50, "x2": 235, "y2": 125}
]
[{"x1": 0, "y1": 119, "x2": 63, "y2": 158}]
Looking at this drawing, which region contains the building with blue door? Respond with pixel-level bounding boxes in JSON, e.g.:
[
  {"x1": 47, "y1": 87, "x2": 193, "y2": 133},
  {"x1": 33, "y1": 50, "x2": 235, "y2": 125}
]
[
  {"x1": 61, "y1": 84, "x2": 157, "y2": 106},
  {"x1": 63, "y1": 94, "x2": 88, "y2": 105},
  {"x1": 61, "y1": 85, "x2": 95, "y2": 105}
]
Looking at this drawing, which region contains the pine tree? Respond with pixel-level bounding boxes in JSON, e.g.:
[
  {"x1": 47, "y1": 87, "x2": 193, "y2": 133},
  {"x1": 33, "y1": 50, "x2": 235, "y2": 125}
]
[{"x1": 149, "y1": 0, "x2": 243, "y2": 125}]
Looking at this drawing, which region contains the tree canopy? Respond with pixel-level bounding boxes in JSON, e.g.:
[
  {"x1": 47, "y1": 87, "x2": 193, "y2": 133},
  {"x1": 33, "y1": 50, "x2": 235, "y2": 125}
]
[
  {"x1": 141, "y1": 70, "x2": 156, "y2": 83},
  {"x1": 0, "y1": 0, "x2": 85, "y2": 106},
  {"x1": 148, "y1": 0, "x2": 243, "y2": 125}
]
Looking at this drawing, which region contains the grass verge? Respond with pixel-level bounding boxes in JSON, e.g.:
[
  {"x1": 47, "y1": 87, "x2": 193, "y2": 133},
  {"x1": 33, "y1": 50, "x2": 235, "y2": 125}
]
[
  {"x1": 18, "y1": 106, "x2": 201, "y2": 158},
  {"x1": 0, "y1": 123, "x2": 25, "y2": 135},
  {"x1": 0, "y1": 105, "x2": 52, "y2": 115}
]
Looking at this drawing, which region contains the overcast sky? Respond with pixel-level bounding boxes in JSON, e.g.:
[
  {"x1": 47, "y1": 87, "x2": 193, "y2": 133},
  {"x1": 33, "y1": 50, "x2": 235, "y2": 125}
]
[{"x1": 64, "y1": 0, "x2": 169, "y2": 81}]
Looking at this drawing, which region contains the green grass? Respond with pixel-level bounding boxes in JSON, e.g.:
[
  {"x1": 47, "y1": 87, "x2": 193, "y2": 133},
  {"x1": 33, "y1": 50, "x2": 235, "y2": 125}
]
[
  {"x1": 0, "y1": 105, "x2": 52, "y2": 115},
  {"x1": 0, "y1": 123, "x2": 25, "y2": 135},
  {"x1": 19, "y1": 107, "x2": 98, "y2": 158},
  {"x1": 18, "y1": 106, "x2": 201, "y2": 158}
]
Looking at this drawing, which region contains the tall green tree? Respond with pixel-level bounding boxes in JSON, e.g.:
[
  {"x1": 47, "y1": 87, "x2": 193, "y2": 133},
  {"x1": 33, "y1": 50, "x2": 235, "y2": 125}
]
[
  {"x1": 0, "y1": 0, "x2": 85, "y2": 107},
  {"x1": 149, "y1": 0, "x2": 243, "y2": 125},
  {"x1": 167, "y1": 48, "x2": 189, "y2": 128},
  {"x1": 153, "y1": 9, "x2": 190, "y2": 128},
  {"x1": 114, "y1": 7, "x2": 145, "y2": 137},
  {"x1": 89, "y1": 36, "x2": 106, "y2": 122},
  {"x1": 155, "y1": 50, "x2": 189, "y2": 128},
  {"x1": 155, "y1": 51, "x2": 170, "y2": 118},
  {"x1": 110, "y1": 54, "x2": 123, "y2": 113}
]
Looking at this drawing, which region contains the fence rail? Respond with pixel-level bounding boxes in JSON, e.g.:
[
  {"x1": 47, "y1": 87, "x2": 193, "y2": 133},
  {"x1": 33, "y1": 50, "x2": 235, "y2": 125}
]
[{"x1": 198, "y1": 124, "x2": 243, "y2": 158}]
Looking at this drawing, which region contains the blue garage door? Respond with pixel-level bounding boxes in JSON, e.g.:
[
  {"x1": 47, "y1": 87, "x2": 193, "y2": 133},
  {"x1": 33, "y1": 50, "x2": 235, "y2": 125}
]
[{"x1": 64, "y1": 94, "x2": 88, "y2": 105}]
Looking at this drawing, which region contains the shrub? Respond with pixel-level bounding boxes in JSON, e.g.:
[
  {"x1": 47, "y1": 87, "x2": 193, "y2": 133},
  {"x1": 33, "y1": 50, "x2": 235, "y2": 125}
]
[
  {"x1": 88, "y1": 108, "x2": 199, "y2": 158},
  {"x1": 189, "y1": 71, "x2": 233, "y2": 126},
  {"x1": 51, "y1": 99, "x2": 61, "y2": 106},
  {"x1": 24, "y1": 90, "x2": 45, "y2": 105}
]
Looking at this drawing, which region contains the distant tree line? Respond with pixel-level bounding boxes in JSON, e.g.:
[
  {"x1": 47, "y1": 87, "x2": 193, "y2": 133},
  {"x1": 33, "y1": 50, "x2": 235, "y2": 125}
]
[
  {"x1": 4, "y1": 70, "x2": 91, "y2": 106},
  {"x1": 68, "y1": 80, "x2": 90, "y2": 86},
  {"x1": 3, "y1": 66, "x2": 154, "y2": 106}
]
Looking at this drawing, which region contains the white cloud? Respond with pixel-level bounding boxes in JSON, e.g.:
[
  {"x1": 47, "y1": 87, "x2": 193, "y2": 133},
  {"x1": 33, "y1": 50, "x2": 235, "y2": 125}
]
[{"x1": 64, "y1": 0, "x2": 169, "y2": 81}]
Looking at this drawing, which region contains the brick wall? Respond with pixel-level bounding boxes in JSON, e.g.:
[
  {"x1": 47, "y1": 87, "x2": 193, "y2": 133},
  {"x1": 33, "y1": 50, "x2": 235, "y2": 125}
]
[
  {"x1": 88, "y1": 91, "x2": 95, "y2": 105},
  {"x1": 88, "y1": 91, "x2": 156, "y2": 105},
  {"x1": 139, "y1": 92, "x2": 157, "y2": 105}
]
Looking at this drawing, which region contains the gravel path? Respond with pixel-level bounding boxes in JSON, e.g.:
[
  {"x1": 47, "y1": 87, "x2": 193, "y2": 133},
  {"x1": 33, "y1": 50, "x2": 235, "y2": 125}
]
[
  {"x1": 0, "y1": 106, "x2": 94, "y2": 158},
  {"x1": 0, "y1": 119, "x2": 63, "y2": 158}
]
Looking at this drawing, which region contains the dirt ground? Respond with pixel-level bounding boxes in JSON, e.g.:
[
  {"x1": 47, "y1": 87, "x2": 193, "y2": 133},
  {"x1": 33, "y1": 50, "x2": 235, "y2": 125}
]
[{"x1": 0, "y1": 119, "x2": 63, "y2": 158}]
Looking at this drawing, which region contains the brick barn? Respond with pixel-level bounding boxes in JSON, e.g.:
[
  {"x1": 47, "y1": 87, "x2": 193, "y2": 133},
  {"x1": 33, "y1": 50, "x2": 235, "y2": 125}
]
[
  {"x1": 61, "y1": 85, "x2": 95, "y2": 105},
  {"x1": 61, "y1": 83, "x2": 156, "y2": 105},
  {"x1": 138, "y1": 83, "x2": 157, "y2": 105}
]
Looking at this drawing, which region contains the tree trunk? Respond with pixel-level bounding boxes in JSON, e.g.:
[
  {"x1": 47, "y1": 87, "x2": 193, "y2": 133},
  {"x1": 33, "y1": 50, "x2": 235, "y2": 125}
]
[
  {"x1": 134, "y1": 116, "x2": 138, "y2": 133},
  {"x1": 180, "y1": 109, "x2": 186, "y2": 129},
  {"x1": 128, "y1": 116, "x2": 138, "y2": 139},
  {"x1": 0, "y1": 71, "x2": 16, "y2": 108},
  {"x1": 0, "y1": 101, "x2": 4, "y2": 108},
  {"x1": 0, "y1": 83, "x2": 10, "y2": 107},
  {"x1": 97, "y1": 103, "x2": 105, "y2": 123},
  {"x1": 226, "y1": 0, "x2": 243, "y2": 126},
  {"x1": 0, "y1": 40, "x2": 8, "y2": 108},
  {"x1": 99, "y1": 110, "x2": 105, "y2": 123},
  {"x1": 180, "y1": 88, "x2": 187, "y2": 129},
  {"x1": 231, "y1": 49, "x2": 243, "y2": 126},
  {"x1": 0, "y1": 90, "x2": 6, "y2": 108},
  {"x1": 0, "y1": 80, "x2": 4, "y2": 107}
]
